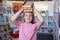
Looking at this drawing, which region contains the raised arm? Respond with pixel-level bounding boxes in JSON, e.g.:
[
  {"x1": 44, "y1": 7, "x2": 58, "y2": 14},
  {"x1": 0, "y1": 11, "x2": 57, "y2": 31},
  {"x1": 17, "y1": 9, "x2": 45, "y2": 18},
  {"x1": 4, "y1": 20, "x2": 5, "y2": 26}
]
[
  {"x1": 11, "y1": 8, "x2": 23, "y2": 26},
  {"x1": 35, "y1": 10, "x2": 44, "y2": 29}
]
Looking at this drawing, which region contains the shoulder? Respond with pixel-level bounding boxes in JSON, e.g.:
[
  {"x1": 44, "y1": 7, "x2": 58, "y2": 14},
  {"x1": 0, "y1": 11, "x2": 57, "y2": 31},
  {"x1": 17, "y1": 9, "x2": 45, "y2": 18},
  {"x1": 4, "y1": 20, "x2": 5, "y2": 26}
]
[{"x1": 33, "y1": 23, "x2": 40, "y2": 30}]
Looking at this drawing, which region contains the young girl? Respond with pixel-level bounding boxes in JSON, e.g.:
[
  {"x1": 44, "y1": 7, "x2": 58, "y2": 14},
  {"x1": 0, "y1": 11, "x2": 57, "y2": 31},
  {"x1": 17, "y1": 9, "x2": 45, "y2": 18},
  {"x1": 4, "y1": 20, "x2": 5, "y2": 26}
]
[{"x1": 11, "y1": 7, "x2": 44, "y2": 40}]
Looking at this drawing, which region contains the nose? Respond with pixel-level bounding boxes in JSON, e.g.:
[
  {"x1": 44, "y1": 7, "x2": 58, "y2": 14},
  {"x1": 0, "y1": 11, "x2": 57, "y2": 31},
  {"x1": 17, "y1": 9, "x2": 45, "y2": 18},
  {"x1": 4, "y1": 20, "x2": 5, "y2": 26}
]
[{"x1": 27, "y1": 15, "x2": 31, "y2": 19}]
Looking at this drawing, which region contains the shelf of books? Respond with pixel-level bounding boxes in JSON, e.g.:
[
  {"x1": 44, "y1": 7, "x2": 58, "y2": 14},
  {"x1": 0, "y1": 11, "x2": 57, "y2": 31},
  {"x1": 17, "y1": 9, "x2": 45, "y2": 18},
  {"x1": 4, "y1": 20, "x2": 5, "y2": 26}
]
[
  {"x1": 34, "y1": 2, "x2": 54, "y2": 35},
  {"x1": 0, "y1": 5, "x2": 12, "y2": 40}
]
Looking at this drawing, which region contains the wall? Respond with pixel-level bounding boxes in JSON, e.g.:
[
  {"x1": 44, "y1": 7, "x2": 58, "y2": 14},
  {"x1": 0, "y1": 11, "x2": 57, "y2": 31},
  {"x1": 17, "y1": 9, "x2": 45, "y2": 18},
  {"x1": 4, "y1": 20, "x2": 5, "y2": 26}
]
[
  {"x1": 6, "y1": 1, "x2": 54, "y2": 16},
  {"x1": 34, "y1": 1, "x2": 54, "y2": 16},
  {"x1": 6, "y1": 1, "x2": 24, "y2": 7}
]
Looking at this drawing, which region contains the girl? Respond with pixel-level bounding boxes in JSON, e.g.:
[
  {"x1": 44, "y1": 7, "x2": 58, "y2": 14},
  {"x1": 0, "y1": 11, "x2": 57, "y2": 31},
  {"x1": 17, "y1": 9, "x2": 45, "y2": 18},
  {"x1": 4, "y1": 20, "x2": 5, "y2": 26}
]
[{"x1": 11, "y1": 7, "x2": 44, "y2": 40}]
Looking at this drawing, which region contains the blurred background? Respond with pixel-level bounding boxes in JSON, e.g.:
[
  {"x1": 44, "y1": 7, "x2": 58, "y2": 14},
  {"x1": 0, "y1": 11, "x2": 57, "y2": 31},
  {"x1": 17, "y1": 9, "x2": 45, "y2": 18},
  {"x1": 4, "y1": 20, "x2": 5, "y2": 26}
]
[{"x1": 0, "y1": 0, "x2": 60, "y2": 40}]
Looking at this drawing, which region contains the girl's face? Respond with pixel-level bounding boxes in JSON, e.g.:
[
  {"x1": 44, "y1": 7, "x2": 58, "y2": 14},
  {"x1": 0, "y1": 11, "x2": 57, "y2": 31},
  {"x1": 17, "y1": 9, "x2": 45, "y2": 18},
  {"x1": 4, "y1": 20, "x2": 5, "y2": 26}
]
[{"x1": 24, "y1": 12, "x2": 33, "y2": 23}]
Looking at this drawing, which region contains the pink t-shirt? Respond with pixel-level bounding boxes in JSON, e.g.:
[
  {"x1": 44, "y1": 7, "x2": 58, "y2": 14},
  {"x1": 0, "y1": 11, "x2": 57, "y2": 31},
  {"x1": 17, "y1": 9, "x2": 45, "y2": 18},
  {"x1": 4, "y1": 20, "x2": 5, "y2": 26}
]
[{"x1": 17, "y1": 21, "x2": 39, "y2": 40}]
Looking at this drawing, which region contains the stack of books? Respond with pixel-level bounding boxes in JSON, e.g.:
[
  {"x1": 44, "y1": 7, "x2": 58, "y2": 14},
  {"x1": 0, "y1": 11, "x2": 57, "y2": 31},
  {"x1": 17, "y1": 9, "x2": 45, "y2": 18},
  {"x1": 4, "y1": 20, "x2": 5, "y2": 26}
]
[{"x1": 23, "y1": 2, "x2": 33, "y2": 12}]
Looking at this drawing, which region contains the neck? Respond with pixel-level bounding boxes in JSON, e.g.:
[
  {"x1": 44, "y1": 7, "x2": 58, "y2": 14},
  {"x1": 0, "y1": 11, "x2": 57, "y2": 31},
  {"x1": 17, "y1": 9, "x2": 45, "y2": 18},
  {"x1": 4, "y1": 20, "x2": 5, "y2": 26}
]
[{"x1": 25, "y1": 22, "x2": 31, "y2": 24}]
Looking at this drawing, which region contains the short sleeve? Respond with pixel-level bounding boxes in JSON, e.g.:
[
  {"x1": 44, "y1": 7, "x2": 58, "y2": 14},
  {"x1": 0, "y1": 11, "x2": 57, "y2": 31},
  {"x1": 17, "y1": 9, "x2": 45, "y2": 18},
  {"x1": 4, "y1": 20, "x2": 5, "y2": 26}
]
[{"x1": 34, "y1": 23, "x2": 40, "y2": 30}]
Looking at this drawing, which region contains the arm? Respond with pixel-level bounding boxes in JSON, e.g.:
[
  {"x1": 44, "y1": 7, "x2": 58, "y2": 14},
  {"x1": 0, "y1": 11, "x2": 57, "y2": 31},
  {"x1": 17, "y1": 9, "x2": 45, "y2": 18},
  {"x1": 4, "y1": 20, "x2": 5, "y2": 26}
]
[
  {"x1": 35, "y1": 10, "x2": 44, "y2": 29},
  {"x1": 11, "y1": 8, "x2": 23, "y2": 26}
]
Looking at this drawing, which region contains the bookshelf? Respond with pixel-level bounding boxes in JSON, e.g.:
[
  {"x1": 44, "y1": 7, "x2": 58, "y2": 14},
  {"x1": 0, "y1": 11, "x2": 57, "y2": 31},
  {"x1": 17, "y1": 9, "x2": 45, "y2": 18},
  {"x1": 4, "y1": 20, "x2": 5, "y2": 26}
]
[
  {"x1": 34, "y1": 2, "x2": 54, "y2": 34},
  {"x1": 0, "y1": 5, "x2": 12, "y2": 40},
  {"x1": 34, "y1": 10, "x2": 54, "y2": 34}
]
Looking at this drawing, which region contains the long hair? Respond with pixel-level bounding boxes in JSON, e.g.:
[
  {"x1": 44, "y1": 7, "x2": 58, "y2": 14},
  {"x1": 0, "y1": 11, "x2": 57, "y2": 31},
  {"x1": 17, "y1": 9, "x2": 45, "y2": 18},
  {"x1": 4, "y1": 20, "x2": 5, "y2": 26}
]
[
  {"x1": 23, "y1": 11, "x2": 35, "y2": 24},
  {"x1": 22, "y1": 3, "x2": 34, "y2": 24}
]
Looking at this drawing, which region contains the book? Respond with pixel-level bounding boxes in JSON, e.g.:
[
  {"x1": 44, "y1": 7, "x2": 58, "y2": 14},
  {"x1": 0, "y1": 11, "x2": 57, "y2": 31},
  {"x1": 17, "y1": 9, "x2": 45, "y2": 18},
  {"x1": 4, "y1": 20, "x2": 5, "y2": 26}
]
[
  {"x1": 23, "y1": 7, "x2": 32, "y2": 10},
  {"x1": 23, "y1": 9, "x2": 33, "y2": 12},
  {"x1": 23, "y1": 2, "x2": 33, "y2": 12}
]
